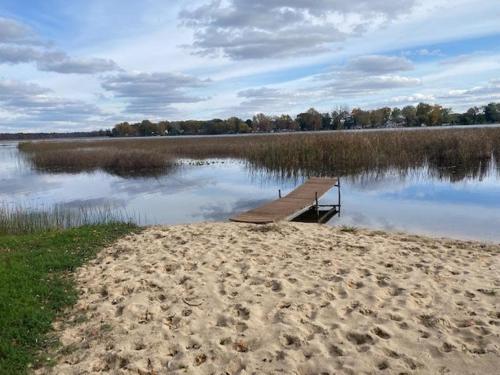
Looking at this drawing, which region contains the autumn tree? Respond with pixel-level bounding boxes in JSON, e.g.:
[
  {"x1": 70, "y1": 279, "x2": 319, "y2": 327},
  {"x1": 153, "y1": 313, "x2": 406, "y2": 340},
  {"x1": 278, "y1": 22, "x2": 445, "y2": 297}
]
[
  {"x1": 416, "y1": 103, "x2": 433, "y2": 125},
  {"x1": 274, "y1": 114, "x2": 296, "y2": 131},
  {"x1": 252, "y1": 113, "x2": 273, "y2": 132},
  {"x1": 351, "y1": 108, "x2": 371, "y2": 128}
]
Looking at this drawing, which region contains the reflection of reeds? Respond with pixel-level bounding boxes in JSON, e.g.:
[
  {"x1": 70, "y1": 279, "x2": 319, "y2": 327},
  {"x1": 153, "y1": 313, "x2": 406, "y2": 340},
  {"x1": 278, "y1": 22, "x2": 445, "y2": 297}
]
[
  {"x1": 18, "y1": 128, "x2": 500, "y2": 180},
  {"x1": 0, "y1": 204, "x2": 137, "y2": 235}
]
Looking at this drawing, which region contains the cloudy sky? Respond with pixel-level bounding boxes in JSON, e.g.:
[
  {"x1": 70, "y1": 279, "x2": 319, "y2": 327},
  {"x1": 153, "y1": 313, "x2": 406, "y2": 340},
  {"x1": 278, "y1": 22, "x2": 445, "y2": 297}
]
[{"x1": 0, "y1": 0, "x2": 499, "y2": 132}]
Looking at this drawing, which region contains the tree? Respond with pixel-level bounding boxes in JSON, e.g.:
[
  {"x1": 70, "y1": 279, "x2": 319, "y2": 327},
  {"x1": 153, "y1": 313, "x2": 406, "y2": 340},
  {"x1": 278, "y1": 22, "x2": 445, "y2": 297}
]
[
  {"x1": 441, "y1": 107, "x2": 452, "y2": 124},
  {"x1": 112, "y1": 122, "x2": 137, "y2": 137},
  {"x1": 321, "y1": 113, "x2": 332, "y2": 130},
  {"x1": 275, "y1": 114, "x2": 296, "y2": 131},
  {"x1": 331, "y1": 106, "x2": 350, "y2": 130},
  {"x1": 401, "y1": 106, "x2": 417, "y2": 127},
  {"x1": 428, "y1": 105, "x2": 444, "y2": 126},
  {"x1": 485, "y1": 103, "x2": 500, "y2": 123},
  {"x1": 416, "y1": 103, "x2": 433, "y2": 126},
  {"x1": 237, "y1": 121, "x2": 251, "y2": 133},
  {"x1": 391, "y1": 107, "x2": 402, "y2": 122},
  {"x1": 226, "y1": 117, "x2": 246, "y2": 133},
  {"x1": 296, "y1": 108, "x2": 322, "y2": 131},
  {"x1": 351, "y1": 108, "x2": 371, "y2": 128},
  {"x1": 245, "y1": 119, "x2": 253, "y2": 130},
  {"x1": 459, "y1": 107, "x2": 481, "y2": 125},
  {"x1": 370, "y1": 107, "x2": 391, "y2": 127},
  {"x1": 180, "y1": 120, "x2": 202, "y2": 134},
  {"x1": 252, "y1": 113, "x2": 273, "y2": 132},
  {"x1": 157, "y1": 121, "x2": 169, "y2": 135}
]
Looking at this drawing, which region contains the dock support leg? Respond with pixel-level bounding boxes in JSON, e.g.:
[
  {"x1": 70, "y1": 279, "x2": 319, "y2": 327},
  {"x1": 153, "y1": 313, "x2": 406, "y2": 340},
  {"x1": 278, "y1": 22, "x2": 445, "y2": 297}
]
[
  {"x1": 337, "y1": 178, "x2": 341, "y2": 217},
  {"x1": 315, "y1": 192, "x2": 320, "y2": 221}
]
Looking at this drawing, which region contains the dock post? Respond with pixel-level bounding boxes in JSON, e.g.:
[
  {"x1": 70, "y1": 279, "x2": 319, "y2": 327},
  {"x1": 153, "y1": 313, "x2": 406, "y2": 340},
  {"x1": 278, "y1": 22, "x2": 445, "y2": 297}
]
[
  {"x1": 337, "y1": 178, "x2": 341, "y2": 217},
  {"x1": 315, "y1": 192, "x2": 320, "y2": 221}
]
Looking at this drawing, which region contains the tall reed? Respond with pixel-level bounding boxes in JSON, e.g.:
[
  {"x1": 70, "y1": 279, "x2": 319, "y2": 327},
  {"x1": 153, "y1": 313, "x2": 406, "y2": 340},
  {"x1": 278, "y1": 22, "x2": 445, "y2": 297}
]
[
  {"x1": 20, "y1": 145, "x2": 175, "y2": 177},
  {"x1": 0, "y1": 204, "x2": 137, "y2": 235},
  {"x1": 18, "y1": 127, "x2": 500, "y2": 180}
]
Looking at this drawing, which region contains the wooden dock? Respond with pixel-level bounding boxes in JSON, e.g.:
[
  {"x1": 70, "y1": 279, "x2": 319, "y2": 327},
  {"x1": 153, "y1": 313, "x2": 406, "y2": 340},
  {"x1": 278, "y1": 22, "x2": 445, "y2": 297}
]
[{"x1": 230, "y1": 177, "x2": 340, "y2": 224}]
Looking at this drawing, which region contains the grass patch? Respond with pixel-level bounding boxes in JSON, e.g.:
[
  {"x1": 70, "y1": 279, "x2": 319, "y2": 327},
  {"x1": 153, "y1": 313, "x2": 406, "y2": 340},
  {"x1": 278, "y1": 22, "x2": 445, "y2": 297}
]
[{"x1": 0, "y1": 223, "x2": 139, "y2": 374}]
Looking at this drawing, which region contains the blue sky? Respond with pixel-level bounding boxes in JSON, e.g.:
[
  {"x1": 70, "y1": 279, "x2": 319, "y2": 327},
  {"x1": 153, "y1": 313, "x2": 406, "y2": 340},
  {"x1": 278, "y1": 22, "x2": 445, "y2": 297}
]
[{"x1": 0, "y1": 0, "x2": 499, "y2": 132}]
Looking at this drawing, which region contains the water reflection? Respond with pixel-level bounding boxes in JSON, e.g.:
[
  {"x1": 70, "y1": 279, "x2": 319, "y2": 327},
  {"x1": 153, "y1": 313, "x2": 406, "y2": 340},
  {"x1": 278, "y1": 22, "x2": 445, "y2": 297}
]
[
  {"x1": 199, "y1": 198, "x2": 270, "y2": 221},
  {"x1": 247, "y1": 154, "x2": 499, "y2": 184},
  {"x1": 1, "y1": 142, "x2": 500, "y2": 242}
]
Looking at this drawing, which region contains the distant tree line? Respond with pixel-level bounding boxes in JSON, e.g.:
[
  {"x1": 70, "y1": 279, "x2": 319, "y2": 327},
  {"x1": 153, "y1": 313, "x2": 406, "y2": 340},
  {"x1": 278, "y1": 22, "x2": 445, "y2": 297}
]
[
  {"x1": 3, "y1": 102, "x2": 499, "y2": 139},
  {"x1": 110, "y1": 102, "x2": 500, "y2": 137},
  {"x1": 0, "y1": 130, "x2": 111, "y2": 140}
]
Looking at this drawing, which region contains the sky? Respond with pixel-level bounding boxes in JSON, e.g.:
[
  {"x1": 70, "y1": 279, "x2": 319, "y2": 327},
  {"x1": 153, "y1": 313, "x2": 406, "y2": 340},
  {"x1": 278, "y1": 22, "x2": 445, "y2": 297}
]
[{"x1": 0, "y1": 0, "x2": 499, "y2": 132}]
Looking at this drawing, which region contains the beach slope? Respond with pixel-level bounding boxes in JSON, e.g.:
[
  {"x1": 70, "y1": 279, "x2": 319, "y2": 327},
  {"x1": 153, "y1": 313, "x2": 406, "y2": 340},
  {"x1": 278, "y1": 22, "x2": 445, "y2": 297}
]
[{"x1": 40, "y1": 223, "x2": 499, "y2": 374}]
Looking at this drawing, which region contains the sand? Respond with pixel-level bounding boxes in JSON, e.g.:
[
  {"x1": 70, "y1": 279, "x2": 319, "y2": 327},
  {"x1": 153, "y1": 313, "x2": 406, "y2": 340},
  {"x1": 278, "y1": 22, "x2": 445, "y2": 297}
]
[{"x1": 39, "y1": 223, "x2": 499, "y2": 374}]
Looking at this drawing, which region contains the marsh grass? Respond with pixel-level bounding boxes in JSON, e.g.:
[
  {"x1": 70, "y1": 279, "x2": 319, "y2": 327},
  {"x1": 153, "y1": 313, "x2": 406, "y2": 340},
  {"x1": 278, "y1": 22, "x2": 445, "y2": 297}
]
[
  {"x1": 0, "y1": 204, "x2": 137, "y2": 235},
  {"x1": 19, "y1": 145, "x2": 175, "y2": 177},
  {"x1": 18, "y1": 127, "x2": 500, "y2": 180}
]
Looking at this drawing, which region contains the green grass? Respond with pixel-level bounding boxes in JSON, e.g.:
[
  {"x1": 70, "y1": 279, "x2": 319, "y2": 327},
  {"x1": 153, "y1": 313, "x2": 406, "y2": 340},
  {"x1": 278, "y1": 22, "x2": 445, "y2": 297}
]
[{"x1": 0, "y1": 223, "x2": 139, "y2": 374}]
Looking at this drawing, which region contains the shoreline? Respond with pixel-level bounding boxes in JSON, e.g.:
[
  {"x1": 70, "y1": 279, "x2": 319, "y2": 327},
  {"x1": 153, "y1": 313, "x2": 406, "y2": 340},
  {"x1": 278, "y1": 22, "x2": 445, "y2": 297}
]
[{"x1": 38, "y1": 222, "x2": 500, "y2": 374}]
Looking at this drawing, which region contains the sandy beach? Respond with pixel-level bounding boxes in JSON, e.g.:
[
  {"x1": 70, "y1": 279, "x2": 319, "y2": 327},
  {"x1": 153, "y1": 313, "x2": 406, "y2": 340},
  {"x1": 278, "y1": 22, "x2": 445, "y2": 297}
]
[{"x1": 39, "y1": 223, "x2": 499, "y2": 374}]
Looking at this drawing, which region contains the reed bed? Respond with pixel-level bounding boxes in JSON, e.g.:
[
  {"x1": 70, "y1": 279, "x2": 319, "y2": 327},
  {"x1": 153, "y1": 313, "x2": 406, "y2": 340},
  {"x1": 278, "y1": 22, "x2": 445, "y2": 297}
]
[
  {"x1": 18, "y1": 127, "x2": 500, "y2": 180},
  {"x1": 0, "y1": 204, "x2": 137, "y2": 235},
  {"x1": 19, "y1": 145, "x2": 176, "y2": 177}
]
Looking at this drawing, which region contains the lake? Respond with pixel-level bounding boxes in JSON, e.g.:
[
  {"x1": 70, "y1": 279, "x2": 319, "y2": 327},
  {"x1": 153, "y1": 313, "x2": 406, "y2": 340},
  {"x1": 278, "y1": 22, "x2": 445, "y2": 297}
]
[{"x1": 1, "y1": 138, "x2": 500, "y2": 242}]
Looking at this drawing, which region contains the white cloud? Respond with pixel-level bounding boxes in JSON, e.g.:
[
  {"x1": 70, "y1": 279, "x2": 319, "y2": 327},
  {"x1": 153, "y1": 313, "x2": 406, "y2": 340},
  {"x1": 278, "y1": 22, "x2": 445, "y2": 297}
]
[
  {"x1": 346, "y1": 55, "x2": 414, "y2": 74},
  {"x1": 37, "y1": 54, "x2": 119, "y2": 74},
  {"x1": 0, "y1": 79, "x2": 105, "y2": 131},
  {"x1": 439, "y1": 80, "x2": 500, "y2": 101},
  {"x1": 0, "y1": 16, "x2": 120, "y2": 74},
  {"x1": 326, "y1": 75, "x2": 421, "y2": 95},
  {"x1": 180, "y1": 0, "x2": 417, "y2": 59},
  {"x1": 389, "y1": 93, "x2": 437, "y2": 105},
  {"x1": 1, "y1": 0, "x2": 500, "y2": 130},
  {"x1": 0, "y1": 79, "x2": 49, "y2": 98},
  {"x1": 0, "y1": 45, "x2": 43, "y2": 64},
  {"x1": 234, "y1": 87, "x2": 310, "y2": 115},
  {"x1": 0, "y1": 44, "x2": 119, "y2": 74},
  {"x1": 315, "y1": 55, "x2": 420, "y2": 97},
  {"x1": 101, "y1": 72, "x2": 211, "y2": 116},
  {"x1": 0, "y1": 17, "x2": 40, "y2": 45}
]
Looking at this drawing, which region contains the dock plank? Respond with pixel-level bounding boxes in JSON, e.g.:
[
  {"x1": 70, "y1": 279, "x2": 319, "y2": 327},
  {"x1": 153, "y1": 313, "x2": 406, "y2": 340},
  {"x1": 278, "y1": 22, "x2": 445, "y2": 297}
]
[{"x1": 230, "y1": 177, "x2": 338, "y2": 224}]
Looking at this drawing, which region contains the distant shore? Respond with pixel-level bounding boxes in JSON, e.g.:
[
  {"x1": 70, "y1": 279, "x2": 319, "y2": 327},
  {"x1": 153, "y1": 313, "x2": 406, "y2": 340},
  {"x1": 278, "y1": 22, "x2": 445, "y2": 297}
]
[
  {"x1": 3, "y1": 122, "x2": 500, "y2": 142},
  {"x1": 39, "y1": 222, "x2": 500, "y2": 374}
]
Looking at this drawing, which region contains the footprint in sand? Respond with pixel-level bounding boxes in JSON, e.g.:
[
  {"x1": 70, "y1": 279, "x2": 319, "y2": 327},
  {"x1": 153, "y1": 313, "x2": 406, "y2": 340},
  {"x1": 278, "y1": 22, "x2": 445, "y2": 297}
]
[
  {"x1": 372, "y1": 326, "x2": 391, "y2": 339},
  {"x1": 266, "y1": 279, "x2": 283, "y2": 292},
  {"x1": 377, "y1": 360, "x2": 390, "y2": 370},
  {"x1": 346, "y1": 332, "x2": 374, "y2": 346},
  {"x1": 329, "y1": 344, "x2": 344, "y2": 357},
  {"x1": 234, "y1": 304, "x2": 250, "y2": 320},
  {"x1": 280, "y1": 334, "x2": 302, "y2": 349}
]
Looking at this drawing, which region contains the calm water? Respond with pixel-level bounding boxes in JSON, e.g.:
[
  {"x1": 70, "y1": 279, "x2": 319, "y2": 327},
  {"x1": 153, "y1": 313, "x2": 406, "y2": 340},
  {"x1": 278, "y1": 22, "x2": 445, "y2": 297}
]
[{"x1": 1, "y1": 140, "x2": 500, "y2": 242}]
